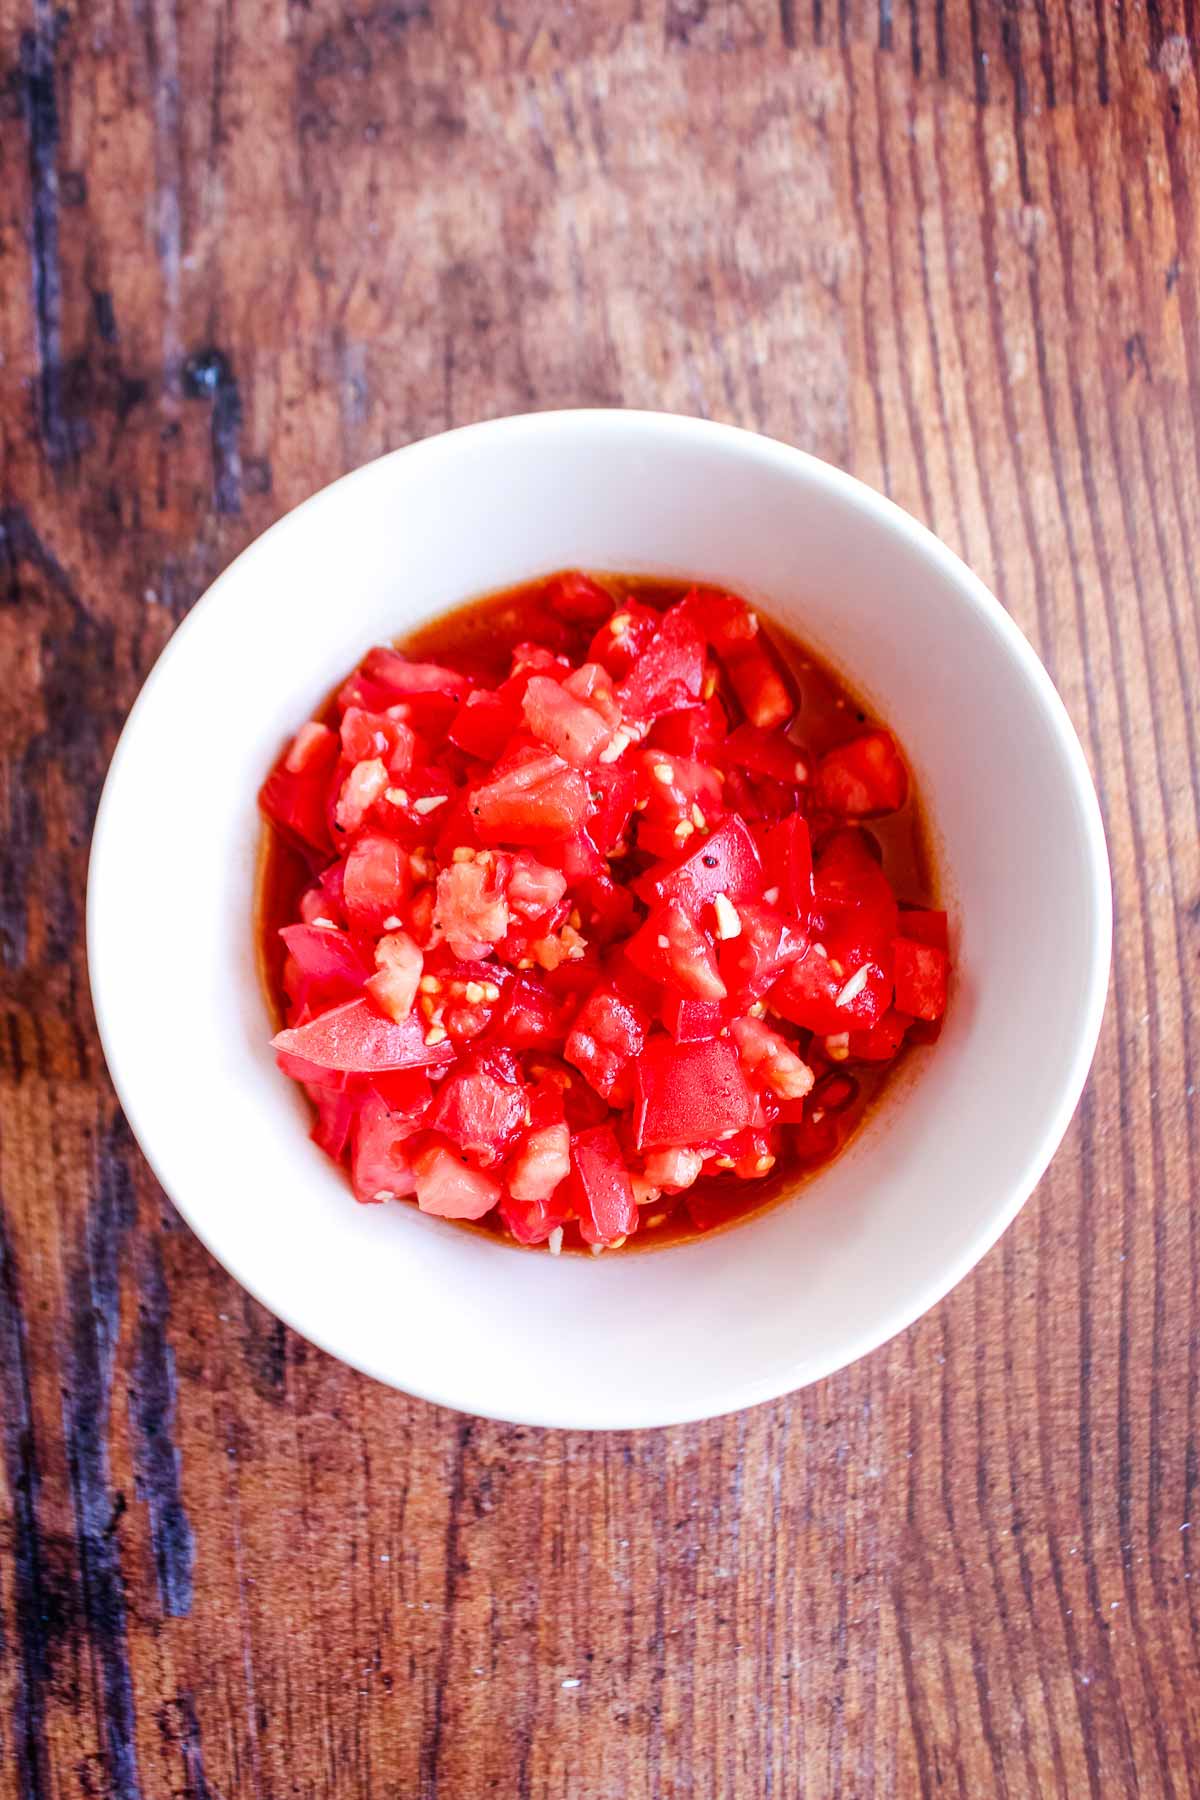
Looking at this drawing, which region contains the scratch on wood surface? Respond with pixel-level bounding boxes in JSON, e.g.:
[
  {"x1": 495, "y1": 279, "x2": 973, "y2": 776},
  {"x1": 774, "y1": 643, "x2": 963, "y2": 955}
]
[
  {"x1": 17, "y1": 2, "x2": 75, "y2": 465},
  {"x1": 182, "y1": 348, "x2": 244, "y2": 515},
  {"x1": 63, "y1": 1116, "x2": 144, "y2": 1799},
  {"x1": 130, "y1": 1241, "x2": 195, "y2": 1618},
  {"x1": 0, "y1": 1198, "x2": 54, "y2": 1800}
]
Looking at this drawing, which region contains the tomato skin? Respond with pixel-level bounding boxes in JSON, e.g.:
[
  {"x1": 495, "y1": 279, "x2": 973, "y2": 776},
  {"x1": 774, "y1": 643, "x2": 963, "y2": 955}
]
[
  {"x1": 814, "y1": 731, "x2": 909, "y2": 816},
  {"x1": 635, "y1": 813, "x2": 765, "y2": 913},
  {"x1": 273, "y1": 998, "x2": 456, "y2": 1073},
  {"x1": 585, "y1": 766, "x2": 637, "y2": 853},
  {"x1": 632, "y1": 1035, "x2": 759, "y2": 1149},
  {"x1": 648, "y1": 699, "x2": 727, "y2": 761},
  {"x1": 892, "y1": 937, "x2": 949, "y2": 1022},
  {"x1": 724, "y1": 723, "x2": 808, "y2": 787},
  {"x1": 570, "y1": 1125, "x2": 638, "y2": 1245}
]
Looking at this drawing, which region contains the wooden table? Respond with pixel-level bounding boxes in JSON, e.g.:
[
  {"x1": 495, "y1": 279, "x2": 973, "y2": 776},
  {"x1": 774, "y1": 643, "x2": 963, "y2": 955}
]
[{"x1": 1, "y1": 2, "x2": 1197, "y2": 1793}]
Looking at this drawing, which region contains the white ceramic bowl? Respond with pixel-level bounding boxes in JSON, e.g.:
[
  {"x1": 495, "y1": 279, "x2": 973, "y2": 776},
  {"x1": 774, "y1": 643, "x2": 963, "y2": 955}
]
[{"x1": 88, "y1": 411, "x2": 1110, "y2": 1428}]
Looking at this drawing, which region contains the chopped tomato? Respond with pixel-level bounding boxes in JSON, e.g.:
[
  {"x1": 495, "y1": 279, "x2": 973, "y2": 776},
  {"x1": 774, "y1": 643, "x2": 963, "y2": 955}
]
[
  {"x1": 470, "y1": 747, "x2": 591, "y2": 845},
  {"x1": 521, "y1": 674, "x2": 614, "y2": 766},
  {"x1": 635, "y1": 813, "x2": 765, "y2": 912},
  {"x1": 273, "y1": 998, "x2": 456, "y2": 1073},
  {"x1": 814, "y1": 731, "x2": 909, "y2": 816},
  {"x1": 565, "y1": 984, "x2": 649, "y2": 1101},
  {"x1": 632, "y1": 1036, "x2": 759, "y2": 1149},
  {"x1": 261, "y1": 570, "x2": 950, "y2": 1251},
  {"x1": 428, "y1": 1048, "x2": 527, "y2": 1166},
  {"x1": 260, "y1": 721, "x2": 339, "y2": 855},
  {"x1": 892, "y1": 937, "x2": 949, "y2": 1022},
  {"x1": 343, "y1": 834, "x2": 411, "y2": 932},
  {"x1": 352, "y1": 1092, "x2": 419, "y2": 1202},
  {"x1": 570, "y1": 1126, "x2": 637, "y2": 1245},
  {"x1": 617, "y1": 606, "x2": 706, "y2": 723},
  {"x1": 626, "y1": 898, "x2": 726, "y2": 1001},
  {"x1": 412, "y1": 1141, "x2": 501, "y2": 1220}
]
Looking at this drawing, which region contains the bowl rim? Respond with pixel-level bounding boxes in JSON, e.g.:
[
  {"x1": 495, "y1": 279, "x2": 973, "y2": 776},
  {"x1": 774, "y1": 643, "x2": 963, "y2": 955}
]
[{"x1": 86, "y1": 408, "x2": 1112, "y2": 1427}]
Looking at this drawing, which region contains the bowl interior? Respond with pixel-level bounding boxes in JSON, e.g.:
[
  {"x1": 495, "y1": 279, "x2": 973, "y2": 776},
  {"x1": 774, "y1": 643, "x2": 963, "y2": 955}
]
[{"x1": 88, "y1": 412, "x2": 1109, "y2": 1427}]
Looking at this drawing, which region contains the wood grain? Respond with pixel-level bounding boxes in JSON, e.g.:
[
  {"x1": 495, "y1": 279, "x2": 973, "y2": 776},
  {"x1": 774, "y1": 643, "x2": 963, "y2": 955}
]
[{"x1": 1, "y1": 1, "x2": 1198, "y2": 1793}]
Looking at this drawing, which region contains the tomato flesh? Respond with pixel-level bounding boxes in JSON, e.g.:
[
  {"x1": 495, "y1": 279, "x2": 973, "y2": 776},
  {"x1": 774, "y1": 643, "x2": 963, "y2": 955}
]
[{"x1": 261, "y1": 572, "x2": 949, "y2": 1248}]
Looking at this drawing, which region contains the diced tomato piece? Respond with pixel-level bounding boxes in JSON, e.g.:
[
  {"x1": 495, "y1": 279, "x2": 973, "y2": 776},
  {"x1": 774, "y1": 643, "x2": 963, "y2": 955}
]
[
  {"x1": 260, "y1": 722, "x2": 339, "y2": 855},
  {"x1": 643, "y1": 1146, "x2": 704, "y2": 1192},
  {"x1": 427, "y1": 1048, "x2": 527, "y2": 1166},
  {"x1": 682, "y1": 588, "x2": 796, "y2": 729},
  {"x1": 586, "y1": 601, "x2": 662, "y2": 677},
  {"x1": 435, "y1": 856, "x2": 509, "y2": 960},
  {"x1": 729, "y1": 1016, "x2": 814, "y2": 1101},
  {"x1": 814, "y1": 731, "x2": 909, "y2": 817},
  {"x1": 545, "y1": 570, "x2": 614, "y2": 624},
  {"x1": 570, "y1": 1126, "x2": 638, "y2": 1246},
  {"x1": 470, "y1": 747, "x2": 591, "y2": 845},
  {"x1": 892, "y1": 937, "x2": 949, "y2": 1022},
  {"x1": 343, "y1": 834, "x2": 411, "y2": 932},
  {"x1": 635, "y1": 813, "x2": 765, "y2": 913},
  {"x1": 632, "y1": 1035, "x2": 759, "y2": 1149},
  {"x1": 565, "y1": 984, "x2": 649, "y2": 1100},
  {"x1": 617, "y1": 607, "x2": 706, "y2": 723},
  {"x1": 351, "y1": 1092, "x2": 420, "y2": 1202},
  {"x1": 846, "y1": 1008, "x2": 911, "y2": 1061},
  {"x1": 811, "y1": 828, "x2": 899, "y2": 949},
  {"x1": 631, "y1": 751, "x2": 724, "y2": 860},
  {"x1": 521, "y1": 675, "x2": 614, "y2": 766},
  {"x1": 758, "y1": 813, "x2": 813, "y2": 917},
  {"x1": 365, "y1": 929, "x2": 423, "y2": 1022},
  {"x1": 647, "y1": 698, "x2": 727, "y2": 761},
  {"x1": 449, "y1": 690, "x2": 520, "y2": 761},
  {"x1": 499, "y1": 1187, "x2": 570, "y2": 1245},
  {"x1": 340, "y1": 707, "x2": 415, "y2": 774},
  {"x1": 661, "y1": 991, "x2": 725, "y2": 1042},
  {"x1": 279, "y1": 923, "x2": 369, "y2": 1009},
  {"x1": 310, "y1": 1087, "x2": 357, "y2": 1163},
  {"x1": 504, "y1": 851, "x2": 568, "y2": 921},
  {"x1": 573, "y1": 874, "x2": 639, "y2": 945},
  {"x1": 490, "y1": 974, "x2": 568, "y2": 1051},
  {"x1": 370, "y1": 1068, "x2": 434, "y2": 1115},
  {"x1": 412, "y1": 1140, "x2": 501, "y2": 1220},
  {"x1": 506, "y1": 1090, "x2": 570, "y2": 1204},
  {"x1": 626, "y1": 899, "x2": 726, "y2": 1002},
  {"x1": 562, "y1": 661, "x2": 622, "y2": 725},
  {"x1": 725, "y1": 723, "x2": 809, "y2": 787},
  {"x1": 767, "y1": 943, "x2": 892, "y2": 1036},
  {"x1": 718, "y1": 902, "x2": 808, "y2": 1001},
  {"x1": 362, "y1": 648, "x2": 471, "y2": 701},
  {"x1": 273, "y1": 998, "x2": 455, "y2": 1073},
  {"x1": 897, "y1": 908, "x2": 948, "y2": 951},
  {"x1": 585, "y1": 766, "x2": 637, "y2": 853}
]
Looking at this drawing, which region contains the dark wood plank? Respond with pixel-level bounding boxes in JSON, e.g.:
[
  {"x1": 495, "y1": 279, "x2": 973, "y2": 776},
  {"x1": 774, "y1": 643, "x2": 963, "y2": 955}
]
[{"x1": 1, "y1": 1, "x2": 1197, "y2": 1794}]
